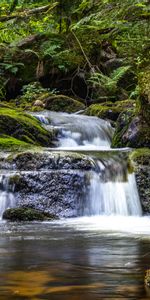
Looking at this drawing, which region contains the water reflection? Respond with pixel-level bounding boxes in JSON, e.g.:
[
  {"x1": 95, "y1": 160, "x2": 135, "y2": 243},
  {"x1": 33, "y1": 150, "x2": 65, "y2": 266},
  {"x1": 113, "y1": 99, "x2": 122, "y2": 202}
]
[{"x1": 0, "y1": 221, "x2": 150, "y2": 299}]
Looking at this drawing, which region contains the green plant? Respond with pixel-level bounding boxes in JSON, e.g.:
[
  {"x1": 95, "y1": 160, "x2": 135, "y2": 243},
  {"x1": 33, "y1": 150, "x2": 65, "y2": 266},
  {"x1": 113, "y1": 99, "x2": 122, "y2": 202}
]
[
  {"x1": 21, "y1": 82, "x2": 58, "y2": 102},
  {"x1": 0, "y1": 62, "x2": 25, "y2": 75},
  {"x1": 88, "y1": 66, "x2": 131, "y2": 94}
]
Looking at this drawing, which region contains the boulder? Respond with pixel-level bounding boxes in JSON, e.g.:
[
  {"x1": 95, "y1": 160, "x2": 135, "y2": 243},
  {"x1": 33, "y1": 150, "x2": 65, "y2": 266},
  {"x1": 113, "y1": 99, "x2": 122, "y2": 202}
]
[
  {"x1": 3, "y1": 207, "x2": 56, "y2": 221},
  {"x1": 0, "y1": 107, "x2": 56, "y2": 148},
  {"x1": 2, "y1": 151, "x2": 93, "y2": 218},
  {"x1": 33, "y1": 100, "x2": 44, "y2": 107},
  {"x1": 85, "y1": 100, "x2": 135, "y2": 122},
  {"x1": 44, "y1": 95, "x2": 85, "y2": 113},
  {"x1": 112, "y1": 112, "x2": 150, "y2": 148}
]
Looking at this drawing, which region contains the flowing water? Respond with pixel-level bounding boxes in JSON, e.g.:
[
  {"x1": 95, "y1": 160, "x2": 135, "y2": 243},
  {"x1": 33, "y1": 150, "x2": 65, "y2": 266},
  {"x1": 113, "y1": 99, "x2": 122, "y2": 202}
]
[
  {"x1": 0, "y1": 174, "x2": 15, "y2": 220},
  {"x1": 34, "y1": 111, "x2": 113, "y2": 149},
  {"x1": 33, "y1": 111, "x2": 142, "y2": 217},
  {"x1": 0, "y1": 111, "x2": 150, "y2": 299}
]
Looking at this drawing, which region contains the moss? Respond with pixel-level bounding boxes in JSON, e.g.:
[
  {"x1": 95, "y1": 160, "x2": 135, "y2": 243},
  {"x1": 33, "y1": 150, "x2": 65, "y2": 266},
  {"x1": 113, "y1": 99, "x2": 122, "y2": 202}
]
[
  {"x1": 85, "y1": 104, "x2": 121, "y2": 121},
  {"x1": 138, "y1": 67, "x2": 150, "y2": 124},
  {"x1": 31, "y1": 106, "x2": 44, "y2": 112},
  {"x1": 17, "y1": 51, "x2": 39, "y2": 82},
  {"x1": 129, "y1": 148, "x2": 150, "y2": 214},
  {"x1": 111, "y1": 110, "x2": 134, "y2": 147},
  {"x1": 0, "y1": 107, "x2": 55, "y2": 147},
  {"x1": 2, "y1": 207, "x2": 57, "y2": 221},
  {"x1": 0, "y1": 136, "x2": 30, "y2": 151},
  {"x1": 112, "y1": 109, "x2": 150, "y2": 148},
  {"x1": 8, "y1": 174, "x2": 21, "y2": 185},
  {"x1": 129, "y1": 148, "x2": 150, "y2": 165},
  {"x1": 44, "y1": 95, "x2": 85, "y2": 113},
  {"x1": 85, "y1": 100, "x2": 135, "y2": 121}
]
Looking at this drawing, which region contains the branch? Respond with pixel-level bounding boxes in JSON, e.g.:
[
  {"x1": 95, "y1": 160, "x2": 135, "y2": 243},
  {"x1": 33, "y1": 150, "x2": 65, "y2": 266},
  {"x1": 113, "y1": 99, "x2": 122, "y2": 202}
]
[
  {"x1": 71, "y1": 30, "x2": 95, "y2": 73},
  {"x1": 0, "y1": 3, "x2": 58, "y2": 23}
]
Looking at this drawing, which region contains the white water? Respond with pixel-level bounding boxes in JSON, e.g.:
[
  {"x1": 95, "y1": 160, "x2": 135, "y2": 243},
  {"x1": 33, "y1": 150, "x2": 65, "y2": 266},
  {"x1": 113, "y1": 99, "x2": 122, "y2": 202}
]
[
  {"x1": 0, "y1": 111, "x2": 144, "y2": 222},
  {"x1": 84, "y1": 173, "x2": 142, "y2": 216},
  {"x1": 32, "y1": 110, "x2": 143, "y2": 218},
  {"x1": 0, "y1": 175, "x2": 16, "y2": 219},
  {"x1": 53, "y1": 215, "x2": 150, "y2": 237},
  {"x1": 32, "y1": 111, "x2": 114, "y2": 149}
]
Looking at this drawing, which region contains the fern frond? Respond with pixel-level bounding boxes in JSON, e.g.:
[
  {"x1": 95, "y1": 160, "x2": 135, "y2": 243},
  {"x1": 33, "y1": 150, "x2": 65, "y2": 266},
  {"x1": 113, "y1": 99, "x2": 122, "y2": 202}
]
[{"x1": 110, "y1": 66, "x2": 131, "y2": 81}]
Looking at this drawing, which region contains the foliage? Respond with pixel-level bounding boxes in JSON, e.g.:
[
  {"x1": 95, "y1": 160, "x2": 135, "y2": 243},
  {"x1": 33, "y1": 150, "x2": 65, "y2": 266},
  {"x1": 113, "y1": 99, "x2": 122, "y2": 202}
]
[
  {"x1": 88, "y1": 66, "x2": 131, "y2": 94},
  {"x1": 0, "y1": 0, "x2": 149, "y2": 102},
  {"x1": 21, "y1": 82, "x2": 55, "y2": 102}
]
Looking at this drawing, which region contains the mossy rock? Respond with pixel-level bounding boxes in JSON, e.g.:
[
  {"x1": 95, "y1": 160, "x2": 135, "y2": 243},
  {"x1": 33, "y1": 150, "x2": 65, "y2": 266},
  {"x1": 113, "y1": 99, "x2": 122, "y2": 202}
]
[
  {"x1": 138, "y1": 67, "x2": 150, "y2": 124},
  {"x1": 44, "y1": 95, "x2": 85, "y2": 113},
  {"x1": 129, "y1": 148, "x2": 150, "y2": 166},
  {"x1": 112, "y1": 112, "x2": 150, "y2": 148},
  {"x1": 129, "y1": 148, "x2": 150, "y2": 214},
  {"x1": 15, "y1": 50, "x2": 39, "y2": 83},
  {"x1": 85, "y1": 100, "x2": 135, "y2": 121},
  {"x1": 0, "y1": 136, "x2": 31, "y2": 151},
  {"x1": 0, "y1": 107, "x2": 56, "y2": 147},
  {"x1": 3, "y1": 207, "x2": 57, "y2": 221},
  {"x1": 85, "y1": 104, "x2": 121, "y2": 121}
]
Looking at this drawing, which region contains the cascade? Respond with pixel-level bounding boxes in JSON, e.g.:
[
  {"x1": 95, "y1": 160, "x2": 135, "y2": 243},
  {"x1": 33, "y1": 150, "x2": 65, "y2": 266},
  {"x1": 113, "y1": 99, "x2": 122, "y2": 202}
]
[
  {"x1": 33, "y1": 111, "x2": 114, "y2": 149},
  {"x1": 0, "y1": 174, "x2": 16, "y2": 219},
  {"x1": 32, "y1": 111, "x2": 142, "y2": 217},
  {"x1": 84, "y1": 160, "x2": 142, "y2": 216}
]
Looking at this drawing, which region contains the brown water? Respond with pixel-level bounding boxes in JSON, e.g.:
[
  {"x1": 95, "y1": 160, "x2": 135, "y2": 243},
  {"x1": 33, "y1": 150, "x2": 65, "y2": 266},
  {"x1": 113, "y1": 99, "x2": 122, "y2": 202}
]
[{"x1": 0, "y1": 219, "x2": 150, "y2": 300}]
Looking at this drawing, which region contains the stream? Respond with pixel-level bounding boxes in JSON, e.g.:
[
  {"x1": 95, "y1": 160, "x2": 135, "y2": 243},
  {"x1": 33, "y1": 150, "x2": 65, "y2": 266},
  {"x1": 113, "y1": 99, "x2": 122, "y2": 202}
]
[{"x1": 0, "y1": 111, "x2": 150, "y2": 299}]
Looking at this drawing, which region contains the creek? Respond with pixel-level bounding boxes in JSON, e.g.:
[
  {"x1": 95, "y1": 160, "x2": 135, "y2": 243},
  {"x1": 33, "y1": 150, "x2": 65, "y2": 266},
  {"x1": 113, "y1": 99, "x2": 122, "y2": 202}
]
[{"x1": 0, "y1": 111, "x2": 150, "y2": 299}]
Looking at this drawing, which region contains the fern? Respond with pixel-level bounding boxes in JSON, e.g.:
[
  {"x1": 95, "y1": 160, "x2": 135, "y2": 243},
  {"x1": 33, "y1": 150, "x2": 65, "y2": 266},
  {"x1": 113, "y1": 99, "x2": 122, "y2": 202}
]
[
  {"x1": 110, "y1": 66, "x2": 131, "y2": 81},
  {"x1": 24, "y1": 49, "x2": 40, "y2": 59},
  {"x1": 88, "y1": 66, "x2": 131, "y2": 93}
]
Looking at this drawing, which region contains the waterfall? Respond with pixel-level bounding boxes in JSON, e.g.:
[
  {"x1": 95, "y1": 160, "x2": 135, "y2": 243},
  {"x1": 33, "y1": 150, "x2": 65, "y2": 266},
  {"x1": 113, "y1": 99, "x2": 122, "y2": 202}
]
[
  {"x1": 85, "y1": 169, "x2": 142, "y2": 217},
  {"x1": 32, "y1": 110, "x2": 142, "y2": 217},
  {"x1": 0, "y1": 175, "x2": 16, "y2": 219}
]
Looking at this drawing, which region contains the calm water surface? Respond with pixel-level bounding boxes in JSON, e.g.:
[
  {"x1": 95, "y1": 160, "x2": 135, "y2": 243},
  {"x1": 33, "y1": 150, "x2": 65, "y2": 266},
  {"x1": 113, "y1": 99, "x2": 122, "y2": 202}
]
[{"x1": 0, "y1": 217, "x2": 150, "y2": 300}]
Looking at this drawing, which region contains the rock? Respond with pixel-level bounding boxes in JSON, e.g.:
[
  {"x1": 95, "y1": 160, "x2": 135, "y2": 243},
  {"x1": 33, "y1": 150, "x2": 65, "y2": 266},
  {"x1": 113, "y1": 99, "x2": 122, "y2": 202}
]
[
  {"x1": 0, "y1": 107, "x2": 56, "y2": 148},
  {"x1": 0, "y1": 136, "x2": 30, "y2": 151},
  {"x1": 33, "y1": 100, "x2": 44, "y2": 107},
  {"x1": 1, "y1": 151, "x2": 93, "y2": 218},
  {"x1": 145, "y1": 270, "x2": 150, "y2": 287},
  {"x1": 103, "y1": 58, "x2": 123, "y2": 74},
  {"x1": 111, "y1": 70, "x2": 150, "y2": 148},
  {"x1": 129, "y1": 149, "x2": 150, "y2": 213},
  {"x1": 10, "y1": 151, "x2": 93, "y2": 171},
  {"x1": 138, "y1": 67, "x2": 150, "y2": 125},
  {"x1": 44, "y1": 95, "x2": 85, "y2": 113},
  {"x1": 3, "y1": 207, "x2": 56, "y2": 221},
  {"x1": 85, "y1": 100, "x2": 135, "y2": 122},
  {"x1": 112, "y1": 112, "x2": 150, "y2": 148}
]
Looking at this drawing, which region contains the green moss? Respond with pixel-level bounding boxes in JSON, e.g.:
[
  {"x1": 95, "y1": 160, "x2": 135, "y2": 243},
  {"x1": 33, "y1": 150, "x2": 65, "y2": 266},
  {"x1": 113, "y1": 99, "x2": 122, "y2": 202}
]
[
  {"x1": 17, "y1": 51, "x2": 38, "y2": 82},
  {"x1": 8, "y1": 174, "x2": 21, "y2": 185},
  {"x1": 138, "y1": 67, "x2": 150, "y2": 124},
  {"x1": 2, "y1": 207, "x2": 57, "y2": 221},
  {"x1": 0, "y1": 136, "x2": 30, "y2": 151},
  {"x1": 85, "y1": 104, "x2": 120, "y2": 121},
  {"x1": 111, "y1": 110, "x2": 134, "y2": 147},
  {"x1": 129, "y1": 148, "x2": 150, "y2": 165},
  {"x1": 85, "y1": 100, "x2": 135, "y2": 121},
  {"x1": 112, "y1": 110, "x2": 150, "y2": 148},
  {"x1": 44, "y1": 95, "x2": 85, "y2": 113},
  {"x1": 0, "y1": 107, "x2": 55, "y2": 147}
]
